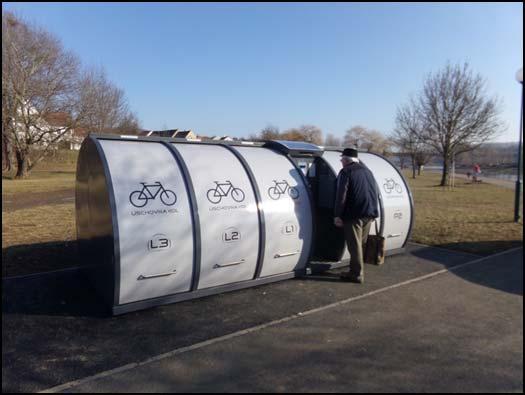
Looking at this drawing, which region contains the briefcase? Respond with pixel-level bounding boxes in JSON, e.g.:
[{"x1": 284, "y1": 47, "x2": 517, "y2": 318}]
[{"x1": 364, "y1": 220, "x2": 385, "y2": 265}]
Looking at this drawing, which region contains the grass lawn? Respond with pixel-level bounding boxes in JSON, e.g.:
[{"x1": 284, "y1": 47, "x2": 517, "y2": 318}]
[
  {"x1": 2, "y1": 203, "x2": 77, "y2": 277},
  {"x1": 2, "y1": 203, "x2": 75, "y2": 248},
  {"x1": 2, "y1": 150, "x2": 77, "y2": 197},
  {"x1": 2, "y1": 171, "x2": 75, "y2": 197},
  {"x1": 1, "y1": 157, "x2": 523, "y2": 276},
  {"x1": 404, "y1": 171, "x2": 523, "y2": 256}
]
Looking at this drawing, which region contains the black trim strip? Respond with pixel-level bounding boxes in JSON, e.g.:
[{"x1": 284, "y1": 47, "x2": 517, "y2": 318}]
[
  {"x1": 221, "y1": 144, "x2": 267, "y2": 279},
  {"x1": 377, "y1": 189, "x2": 386, "y2": 237},
  {"x1": 161, "y1": 142, "x2": 202, "y2": 292},
  {"x1": 91, "y1": 136, "x2": 122, "y2": 306}
]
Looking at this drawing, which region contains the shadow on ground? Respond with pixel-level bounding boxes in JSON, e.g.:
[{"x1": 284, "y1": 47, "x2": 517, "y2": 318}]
[
  {"x1": 2, "y1": 240, "x2": 80, "y2": 278},
  {"x1": 2, "y1": 266, "x2": 107, "y2": 317},
  {"x1": 434, "y1": 240, "x2": 522, "y2": 257},
  {"x1": 411, "y1": 241, "x2": 523, "y2": 296}
]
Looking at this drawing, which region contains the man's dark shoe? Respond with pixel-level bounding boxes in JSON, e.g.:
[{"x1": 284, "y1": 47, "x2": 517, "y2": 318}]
[{"x1": 340, "y1": 272, "x2": 364, "y2": 284}]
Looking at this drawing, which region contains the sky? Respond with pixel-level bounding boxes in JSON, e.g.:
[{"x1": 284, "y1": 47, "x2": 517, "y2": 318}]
[{"x1": 3, "y1": 2, "x2": 523, "y2": 142}]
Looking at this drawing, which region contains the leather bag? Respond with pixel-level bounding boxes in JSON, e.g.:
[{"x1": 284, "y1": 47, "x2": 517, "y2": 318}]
[{"x1": 364, "y1": 220, "x2": 385, "y2": 265}]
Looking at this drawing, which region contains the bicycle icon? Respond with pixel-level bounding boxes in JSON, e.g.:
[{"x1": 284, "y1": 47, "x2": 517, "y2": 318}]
[
  {"x1": 383, "y1": 178, "x2": 402, "y2": 194},
  {"x1": 206, "y1": 181, "x2": 246, "y2": 204},
  {"x1": 129, "y1": 182, "x2": 177, "y2": 208},
  {"x1": 268, "y1": 180, "x2": 299, "y2": 200}
]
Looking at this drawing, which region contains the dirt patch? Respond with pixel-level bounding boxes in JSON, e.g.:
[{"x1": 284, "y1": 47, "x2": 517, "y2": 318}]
[{"x1": 2, "y1": 189, "x2": 75, "y2": 212}]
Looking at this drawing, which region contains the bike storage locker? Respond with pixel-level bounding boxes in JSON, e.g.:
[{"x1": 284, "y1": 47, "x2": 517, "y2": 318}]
[
  {"x1": 76, "y1": 134, "x2": 413, "y2": 314},
  {"x1": 315, "y1": 149, "x2": 414, "y2": 265}
]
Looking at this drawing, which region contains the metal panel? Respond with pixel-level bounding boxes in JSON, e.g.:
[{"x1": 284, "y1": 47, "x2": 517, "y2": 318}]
[
  {"x1": 359, "y1": 152, "x2": 411, "y2": 250},
  {"x1": 263, "y1": 140, "x2": 323, "y2": 156},
  {"x1": 322, "y1": 151, "x2": 411, "y2": 251},
  {"x1": 160, "y1": 142, "x2": 202, "y2": 292},
  {"x1": 75, "y1": 137, "x2": 116, "y2": 306},
  {"x1": 220, "y1": 145, "x2": 266, "y2": 280},
  {"x1": 174, "y1": 144, "x2": 260, "y2": 289},
  {"x1": 236, "y1": 146, "x2": 313, "y2": 277},
  {"x1": 99, "y1": 140, "x2": 194, "y2": 304}
]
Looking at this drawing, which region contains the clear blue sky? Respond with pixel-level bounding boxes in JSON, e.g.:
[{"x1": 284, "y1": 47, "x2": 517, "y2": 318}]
[{"x1": 4, "y1": 2, "x2": 523, "y2": 142}]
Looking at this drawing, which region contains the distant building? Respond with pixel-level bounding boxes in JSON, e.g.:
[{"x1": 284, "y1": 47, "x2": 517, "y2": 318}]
[
  {"x1": 173, "y1": 130, "x2": 197, "y2": 139},
  {"x1": 141, "y1": 129, "x2": 197, "y2": 140},
  {"x1": 43, "y1": 112, "x2": 87, "y2": 150},
  {"x1": 210, "y1": 135, "x2": 234, "y2": 141}
]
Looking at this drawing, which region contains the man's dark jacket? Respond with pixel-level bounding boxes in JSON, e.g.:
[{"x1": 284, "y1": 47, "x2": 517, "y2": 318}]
[{"x1": 334, "y1": 161, "x2": 380, "y2": 221}]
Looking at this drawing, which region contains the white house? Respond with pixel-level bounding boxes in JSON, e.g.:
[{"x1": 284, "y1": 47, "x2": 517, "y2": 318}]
[{"x1": 42, "y1": 113, "x2": 87, "y2": 150}]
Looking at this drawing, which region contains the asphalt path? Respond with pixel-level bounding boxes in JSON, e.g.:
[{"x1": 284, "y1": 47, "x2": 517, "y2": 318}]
[
  {"x1": 60, "y1": 247, "x2": 523, "y2": 393},
  {"x1": 2, "y1": 243, "x2": 522, "y2": 393}
]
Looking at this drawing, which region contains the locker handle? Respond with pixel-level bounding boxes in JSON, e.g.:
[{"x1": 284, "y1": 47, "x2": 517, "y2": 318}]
[
  {"x1": 138, "y1": 270, "x2": 176, "y2": 280},
  {"x1": 274, "y1": 251, "x2": 300, "y2": 259},
  {"x1": 214, "y1": 259, "x2": 245, "y2": 269},
  {"x1": 387, "y1": 234, "x2": 401, "y2": 238}
]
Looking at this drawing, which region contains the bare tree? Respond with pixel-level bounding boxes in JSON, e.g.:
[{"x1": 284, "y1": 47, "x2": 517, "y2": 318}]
[
  {"x1": 2, "y1": 98, "x2": 13, "y2": 171},
  {"x1": 343, "y1": 125, "x2": 391, "y2": 155},
  {"x1": 259, "y1": 125, "x2": 281, "y2": 140},
  {"x1": 79, "y1": 66, "x2": 140, "y2": 134},
  {"x1": 298, "y1": 125, "x2": 323, "y2": 145},
  {"x1": 113, "y1": 111, "x2": 141, "y2": 135},
  {"x1": 2, "y1": 12, "x2": 87, "y2": 178},
  {"x1": 414, "y1": 150, "x2": 432, "y2": 176},
  {"x1": 2, "y1": 12, "x2": 141, "y2": 178},
  {"x1": 280, "y1": 127, "x2": 304, "y2": 141},
  {"x1": 392, "y1": 100, "x2": 433, "y2": 178},
  {"x1": 281, "y1": 125, "x2": 323, "y2": 144},
  {"x1": 324, "y1": 133, "x2": 342, "y2": 147},
  {"x1": 416, "y1": 62, "x2": 505, "y2": 186},
  {"x1": 343, "y1": 125, "x2": 364, "y2": 147}
]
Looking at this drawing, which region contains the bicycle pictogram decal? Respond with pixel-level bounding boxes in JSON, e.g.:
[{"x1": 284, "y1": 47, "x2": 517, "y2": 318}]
[
  {"x1": 268, "y1": 180, "x2": 299, "y2": 200},
  {"x1": 383, "y1": 178, "x2": 403, "y2": 194},
  {"x1": 206, "y1": 181, "x2": 246, "y2": 204},
  {"x1": 129, "y1": 182, "x2": 177, "y2": 208}
]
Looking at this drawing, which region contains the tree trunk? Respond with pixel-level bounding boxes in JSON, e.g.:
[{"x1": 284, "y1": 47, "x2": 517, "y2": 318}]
[
  {"x1": 440, "y1": 157, "x2": 450, "y2": 186},
  {"x1": 418, "y1": 165, "x2": 422, "y2": 176},
  {"x1": 2, "y1": 146, "x2": 12, "y2": 172},
  {"x1": 411, "y1": 155, "x2": 416, "y2": 179},
  {"x1": 15, "y1": 150, "x2": 30, "y2": 179}
]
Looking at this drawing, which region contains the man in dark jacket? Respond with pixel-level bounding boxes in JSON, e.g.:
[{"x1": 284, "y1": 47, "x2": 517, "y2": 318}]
[{"x1": 334, "y1": 148, "x2": 379, "y2": 283}]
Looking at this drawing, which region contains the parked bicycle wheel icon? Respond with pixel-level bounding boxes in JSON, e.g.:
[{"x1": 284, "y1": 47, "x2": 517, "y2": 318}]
[
  {"x1": 206, "y1": 181, "x2": 245, "y2": 204},
  {"x1": 383, "y1": 178, "x2": 402, "y2": 194},
  {"x1": 268, "y1": 180, "x2": 299, "y2": 200},
  {"x1": 129, "y1": 182, "x2": 177, "y2": 208}
]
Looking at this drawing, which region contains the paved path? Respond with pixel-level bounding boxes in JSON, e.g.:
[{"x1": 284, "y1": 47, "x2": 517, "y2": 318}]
[
  {"x1": 2, "y1": 243, "x2": 476, "y2": 393},
  {"x1": 30, "y1": 247, "x2": 522, "y2": 393},
  {"x1": 62, "y1": 248, "x2": 523, "y2": 393}
]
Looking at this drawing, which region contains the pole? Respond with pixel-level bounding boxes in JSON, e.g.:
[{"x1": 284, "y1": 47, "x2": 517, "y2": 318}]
[
  {"x1": 515, "y1": 83, "x2": 523, "y2": 223},
  {"x1": 452, "y1": 150, "x2": 456, "y2": 189}
]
